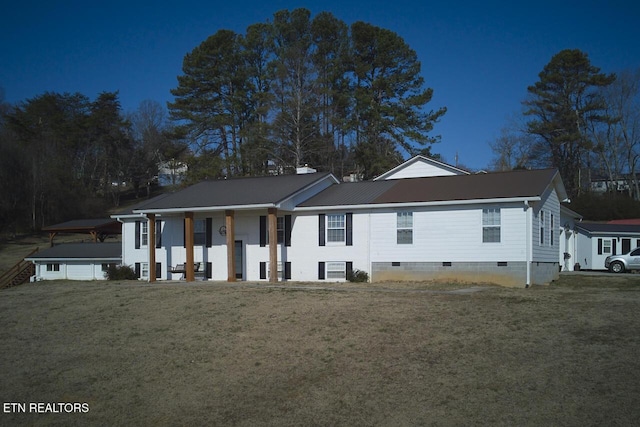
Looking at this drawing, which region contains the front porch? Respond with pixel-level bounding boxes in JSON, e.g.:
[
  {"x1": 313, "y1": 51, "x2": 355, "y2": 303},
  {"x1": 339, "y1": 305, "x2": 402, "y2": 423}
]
[{"x1": 146, "y1": 208, "x2": 284, "y2": 283}]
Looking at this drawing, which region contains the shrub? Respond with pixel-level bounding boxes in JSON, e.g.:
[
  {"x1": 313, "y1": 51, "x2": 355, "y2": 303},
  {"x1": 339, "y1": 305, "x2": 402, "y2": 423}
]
[
  {"x1": 106, "y1": 264, "x2": 138, "y2": 280},
  {"x1": 347, "y1": 269, "x2": 369, "y2": 283}
]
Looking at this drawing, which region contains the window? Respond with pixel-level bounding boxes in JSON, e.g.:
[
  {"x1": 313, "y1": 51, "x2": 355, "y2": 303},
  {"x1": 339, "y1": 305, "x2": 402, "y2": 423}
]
[
  {"x1": 141, "y1": 262, "x2": 149, "y2": 279},
  {"x1": 194, "y1": 219, "x2": 206, "y2": 246},
  {"x1": 326, "y1": 262, "x2": 346, "y2": 279},
  {"x1": 603, "y1": 239, "x2": 612, "y2": 254},
  {"x1": 101, "y1": 263, "x2": 116, "y2": 272},
  {"x1": 46, "y1": 263, "x2": 60, "y2": 272},
  {"x1": 267, "y1": 261, "x2": 283, "y2": 280},
  {"x1": 482, "y1": 208, "x2": 501, "y2": 243},
  {"x1": 266, "y1": 217, "x2": 285, "y2": 244},
  {"x1": 327, "y1": 214, "x2": 345, "y2": 243},
  {"x1": 550, "y1": 213, "x2": 554, "y2": 246},
  {"x1": 140, "y1": 221, "x2": 148, "y2": 247},
  {"x1": 540, "y1": 211, "x2": 545, "y2": 245},
  {"x1": 397, "y1": 212, "x2": 413, "y2": 244}
]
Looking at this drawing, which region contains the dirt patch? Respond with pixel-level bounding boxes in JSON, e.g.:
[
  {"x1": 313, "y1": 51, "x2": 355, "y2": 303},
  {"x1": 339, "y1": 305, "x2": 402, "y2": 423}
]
[{"x1": 1, "y1": 275, "x2": 640, "y2": 425}]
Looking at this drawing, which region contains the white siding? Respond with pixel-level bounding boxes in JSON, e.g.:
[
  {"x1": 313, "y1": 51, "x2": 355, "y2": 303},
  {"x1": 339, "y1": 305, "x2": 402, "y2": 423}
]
[
  {"x1": 369, "y1": 204, "x2": 528, "y2": 263},
  {"x1": 381, "y1": 161, "x2": 460, "y2": 179},
  {"x1": 531, "y1": 186, "x2": 560, "y2": 263},
  {"x1": 289, "y1": 212, "x2": 370, "y2": 281},
  {"x1": 33, "y1": 261, "x2": 110, "y2": 281}
]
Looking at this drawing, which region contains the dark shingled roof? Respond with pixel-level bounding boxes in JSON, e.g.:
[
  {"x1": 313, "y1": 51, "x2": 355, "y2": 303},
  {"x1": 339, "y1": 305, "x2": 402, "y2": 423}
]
[
  {"x1": 134, "y1": 172, "x2": 334, "y2": 211},
  {"x1": 26, "y1": 243, "x2": 122, "y2": 260},
  {"x1": 298, "y1": 181, "x2": 397, "y2": 207},
  {"x1": 42, "y1": 219, "x2": 121, "y2": 233},
  {"x1": 576, "y1": 222, "x2": 640, "y2": 235},
  {"x1": 114, "y1": 193, "x2": 174, "y2": 215},
  {"x1": 300, "y1": 169, "x2": 560, "y2": 207}
]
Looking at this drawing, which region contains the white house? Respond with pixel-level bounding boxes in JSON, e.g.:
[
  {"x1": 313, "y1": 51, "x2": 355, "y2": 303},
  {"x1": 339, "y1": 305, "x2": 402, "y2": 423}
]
[
  {"x1": 111, "y1": 156, "x2": 568, "y2": 287},
  {"x1": 25, "y1": 243, "x2": 121, "y2": 281},
  {"x1": 574, "y1": 222, "x2": 640, "y2": 270}
]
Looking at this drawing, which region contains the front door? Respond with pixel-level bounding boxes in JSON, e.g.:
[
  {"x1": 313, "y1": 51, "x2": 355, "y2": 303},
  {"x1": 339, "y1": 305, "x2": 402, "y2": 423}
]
[{"x1": 235, "y1": 240, "x2": 243, "y2": 279}]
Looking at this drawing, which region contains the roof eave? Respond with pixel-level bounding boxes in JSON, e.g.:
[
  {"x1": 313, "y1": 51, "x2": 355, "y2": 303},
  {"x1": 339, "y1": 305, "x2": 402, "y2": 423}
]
[
  {"x1": 295, "y1": 196, "x2": 541, "y2": 211},
  {"x1": 26, "y1": 257, "x2": 122, "y2": 262},
  {"x1": 134, "y1": 203, "x2": 276, "y2": 215}
]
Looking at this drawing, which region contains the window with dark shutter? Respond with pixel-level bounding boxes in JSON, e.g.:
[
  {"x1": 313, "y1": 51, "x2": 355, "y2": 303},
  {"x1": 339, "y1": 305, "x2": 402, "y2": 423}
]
[
  {"x1": 318, "y1": 262, "x2": 325, "y2": 280},
  {"x1": 135, "y1": 263, "x2": 141, "y2": 278},
  {"x1": 285, "y1": 215, "x2": 292, "y2": 247},
  {"x1": 260, "y1": 262, "x2": 266, "y2": 279},
  {"x1": 155, "y1": 220, "x2": 162, "y2": 248},
  {"x1": 346, "y1": 213, "x2": 353, "y2": 246},
  {"x1": 597, "y1": 238, "x2": 603, "y2": 255},
  {"x1": 205, "y1": 218, "x2": 213, "y2": 248},
  {"x1": 206, "y1": 262, "x2": 212, "y2": 279},
  {"x1": 285, "y1": 262, "x2": 291, "y2": 280},
  {"x1": 135, "y1": 221, "x2": 141, "y2": 249},
  {"x1": 259, "y1": 216, "x2": 267, "y2": 247},
  {"x1": 318, "y1": 214, "x2": 325, "y2": 246}
]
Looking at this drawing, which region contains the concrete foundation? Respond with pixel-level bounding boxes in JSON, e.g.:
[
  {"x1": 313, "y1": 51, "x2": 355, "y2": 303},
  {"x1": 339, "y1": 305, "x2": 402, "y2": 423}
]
[{"x1": 371, "y1": 261, "x2": 559, "y2": 288}]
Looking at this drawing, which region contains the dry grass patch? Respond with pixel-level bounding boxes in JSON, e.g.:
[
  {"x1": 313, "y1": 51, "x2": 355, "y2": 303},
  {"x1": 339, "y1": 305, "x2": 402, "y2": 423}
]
[{"x1": 1, "y1": 276, "x2": 640, "y2": 426}]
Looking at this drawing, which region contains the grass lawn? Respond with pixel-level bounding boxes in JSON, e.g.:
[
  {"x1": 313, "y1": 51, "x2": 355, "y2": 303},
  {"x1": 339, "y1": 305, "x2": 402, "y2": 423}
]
[{"x1": 1, "y1": 275, "x2": 640, "y2": 426}]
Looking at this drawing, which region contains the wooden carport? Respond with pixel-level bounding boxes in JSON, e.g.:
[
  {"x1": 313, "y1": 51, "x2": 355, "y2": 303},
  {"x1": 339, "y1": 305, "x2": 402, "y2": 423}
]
[{"x1": 42, "y1": 219, "x2": 122, "y2": 247}]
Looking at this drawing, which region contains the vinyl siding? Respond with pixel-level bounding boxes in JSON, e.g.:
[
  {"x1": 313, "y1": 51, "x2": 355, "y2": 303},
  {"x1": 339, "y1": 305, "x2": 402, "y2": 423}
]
[
  {"x1": 369, "y1": 204, "x2": 528, "y2": 263},
  {"x1": 531, "y1": 186, "x2": 560, "y2": 263},
  {"x1": 380, "y1": 160, "x2": 462, "y2": 179}
]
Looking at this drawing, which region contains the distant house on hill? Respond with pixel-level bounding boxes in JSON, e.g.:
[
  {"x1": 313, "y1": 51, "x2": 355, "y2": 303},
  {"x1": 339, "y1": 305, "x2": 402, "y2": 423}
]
[{"x1": 157, "y1": 160, "x2": 187, "y2": 186}]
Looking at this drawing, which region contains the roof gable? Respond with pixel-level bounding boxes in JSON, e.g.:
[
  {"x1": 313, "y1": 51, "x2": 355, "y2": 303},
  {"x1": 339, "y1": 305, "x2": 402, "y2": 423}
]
[{"x1": 373, "y1": 155, "x2": 470, "y2": 181}]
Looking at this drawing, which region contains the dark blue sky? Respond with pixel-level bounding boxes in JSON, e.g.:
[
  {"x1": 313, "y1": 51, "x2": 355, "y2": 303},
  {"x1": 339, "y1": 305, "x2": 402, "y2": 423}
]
[{"x1": 2, "y1": 0, "x2": 638, "y2": 170}]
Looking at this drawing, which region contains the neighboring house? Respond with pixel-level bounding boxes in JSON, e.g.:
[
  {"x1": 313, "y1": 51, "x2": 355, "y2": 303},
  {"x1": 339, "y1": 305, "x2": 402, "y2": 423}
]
[
  {"x1": 574, "y1": 222, "x2": 640, "y2": 270},
  {"x1": 590, "y1": 174, "x2": 640, "y2": 194},
  {"x1": 112, "y1": 156, "x2": 568, "y2": 287},
  {"x1": 25, "y1": 243, "x2": 121, "y2": 281}
]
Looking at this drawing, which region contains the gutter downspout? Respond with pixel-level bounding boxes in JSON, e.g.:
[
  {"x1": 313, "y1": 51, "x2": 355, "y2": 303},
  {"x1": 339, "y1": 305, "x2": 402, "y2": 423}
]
[
  {"x1": 115, "y1": 217, "x2": 126, "y2": 269},
  {"x1": 367, "y1": 211, "x2": 372, "y2": 283},
  {"x1": 525, "y1": 201, "x2": 532, "y2": 287}
]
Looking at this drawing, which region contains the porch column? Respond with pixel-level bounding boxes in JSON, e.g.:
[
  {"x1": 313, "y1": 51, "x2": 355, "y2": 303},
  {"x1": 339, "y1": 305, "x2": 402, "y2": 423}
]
[
  {"x1": 185, "y1": 212, "x2": 195, "y2": 282},
  {"x1": 268, "y1": 208, "x2": 278, "y2": 283},
  {"x1": 148, "y1": 214, "x2": 156, "y2": 282},
  {"x1": 226, "y1": 210, "x2": 236, "y2": 282}
]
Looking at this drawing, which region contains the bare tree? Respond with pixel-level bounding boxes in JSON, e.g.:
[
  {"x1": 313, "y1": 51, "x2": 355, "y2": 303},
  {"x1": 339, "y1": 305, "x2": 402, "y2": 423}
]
[{"x1": 590, "y1": 69, "x2": 640, "y2": 198}]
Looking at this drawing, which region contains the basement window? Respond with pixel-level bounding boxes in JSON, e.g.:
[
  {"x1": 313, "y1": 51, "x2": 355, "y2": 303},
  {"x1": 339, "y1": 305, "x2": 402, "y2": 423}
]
[{"x1": 326, "y1": 262, "x2": 346, "y2": 279}]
